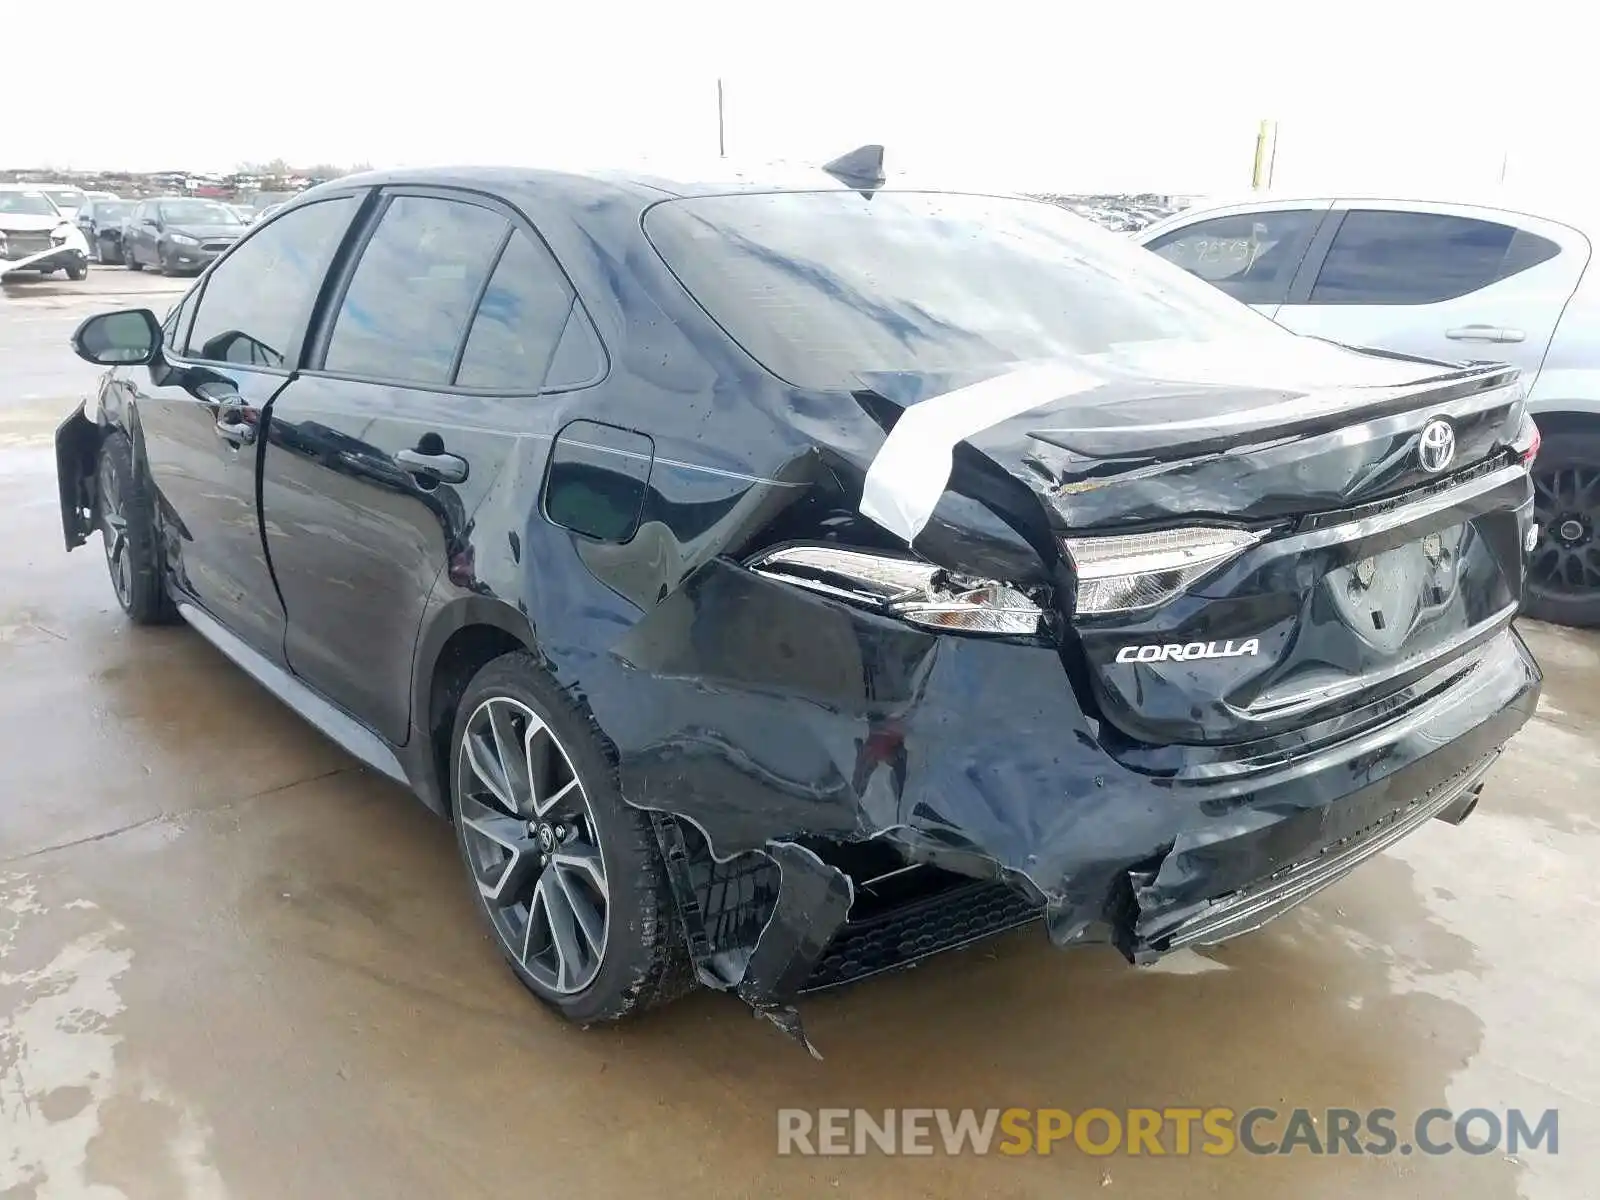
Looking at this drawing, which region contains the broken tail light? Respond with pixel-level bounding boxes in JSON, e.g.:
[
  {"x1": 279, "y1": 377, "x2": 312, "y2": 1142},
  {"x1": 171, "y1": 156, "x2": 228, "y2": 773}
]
[
  {"x1": 1513, "y1": 418, "x2": 1541, "y2": 466},
  {"x1": 748, "y1": 545, "x2": 1045, "y2": 636},
  {"x1": 1062, "y1": 527, "x2": 1264, "y2": 617}
]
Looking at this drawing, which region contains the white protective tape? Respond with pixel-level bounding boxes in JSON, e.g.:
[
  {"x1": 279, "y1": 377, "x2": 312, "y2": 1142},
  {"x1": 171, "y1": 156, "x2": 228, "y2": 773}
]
[{"x1": 858, "y1": 363, "x2": 1101, "y2": 543}]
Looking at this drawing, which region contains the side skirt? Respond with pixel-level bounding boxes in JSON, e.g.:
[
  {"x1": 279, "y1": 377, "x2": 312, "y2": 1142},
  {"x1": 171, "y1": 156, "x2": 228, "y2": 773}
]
[{"x1": 176, "y1": 602, "x2": 409, "y2": 785}]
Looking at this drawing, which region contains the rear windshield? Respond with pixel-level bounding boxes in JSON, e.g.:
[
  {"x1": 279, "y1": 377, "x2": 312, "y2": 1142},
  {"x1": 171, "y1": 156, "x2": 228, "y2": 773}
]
[{"x1": 644, "y1": 190, "x2": 1281, "y2": 390}]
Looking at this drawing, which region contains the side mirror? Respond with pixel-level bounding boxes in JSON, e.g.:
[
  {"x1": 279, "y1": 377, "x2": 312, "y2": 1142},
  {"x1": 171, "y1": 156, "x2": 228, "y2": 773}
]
[{"x1": 72, "y1": 309, "x2": 162, "y2": 366}]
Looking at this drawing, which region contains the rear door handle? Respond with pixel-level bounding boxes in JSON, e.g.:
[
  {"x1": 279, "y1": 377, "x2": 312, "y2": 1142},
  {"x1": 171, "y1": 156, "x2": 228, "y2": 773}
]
[
  {"x1": 215, "y1": 411, "x2": 256, "y2": 445},
  {"x1": 1446, "y1": 325, "x2": 1526, "y2": 344},
  {"x1": 394, "y1": 448, "x2": 468, "y2": 484}
]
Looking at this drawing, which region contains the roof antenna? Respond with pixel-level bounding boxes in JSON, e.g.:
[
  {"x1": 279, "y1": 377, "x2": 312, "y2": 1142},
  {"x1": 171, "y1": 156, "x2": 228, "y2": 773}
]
[{"x1": 822, "y1": 144, "x2": 886, "y2": 194}]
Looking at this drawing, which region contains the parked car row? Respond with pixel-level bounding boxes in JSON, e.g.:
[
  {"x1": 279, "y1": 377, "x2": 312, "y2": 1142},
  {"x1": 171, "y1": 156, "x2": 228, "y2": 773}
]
[
  {"x1": 70, "y1": 195, "x2": 253, "y2": 274},
  {"x1": 1137, "y1": 193, "x2": 1600, "y2": 625},
  {"x1": 5, "y1": 186, "x2": 267, "y2": 281}
]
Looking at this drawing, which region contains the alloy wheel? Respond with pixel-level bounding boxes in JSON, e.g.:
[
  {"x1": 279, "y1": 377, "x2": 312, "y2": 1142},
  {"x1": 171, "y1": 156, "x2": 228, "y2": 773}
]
[
  {"x1": 1531, "y1": 463, "x2": 1600, "y2": 599},
  {"x1": 455, "y1": 696, "x2": 610, "y2": 995},
  {"x1": 98, "y1": 457, "x2": 132, "y2": 607}
]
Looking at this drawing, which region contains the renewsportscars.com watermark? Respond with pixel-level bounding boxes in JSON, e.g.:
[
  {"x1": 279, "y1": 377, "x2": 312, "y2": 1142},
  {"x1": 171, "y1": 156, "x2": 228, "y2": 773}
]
[{"x1": 777, "y1": 1107, "x2": 1560, "y2": 1157}]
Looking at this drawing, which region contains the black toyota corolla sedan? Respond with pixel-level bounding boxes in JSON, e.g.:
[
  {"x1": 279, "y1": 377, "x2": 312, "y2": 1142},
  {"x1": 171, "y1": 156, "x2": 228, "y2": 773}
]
[{"x1": 54, "y1": 151, "x2": 1542, "y2": 1041}]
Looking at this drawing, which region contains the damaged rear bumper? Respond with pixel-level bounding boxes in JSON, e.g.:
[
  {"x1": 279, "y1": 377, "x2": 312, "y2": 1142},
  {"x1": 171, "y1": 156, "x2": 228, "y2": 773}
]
[
  {"x1": 1130, "y1": 750, "x2": 1495, "y2": 958},
  {"x1": 1120, "y1": 629, "x2": 1535, "y2": 959},
  {"x1": 593, "y1": 560, "x2": 1540, "y2": 1010}
]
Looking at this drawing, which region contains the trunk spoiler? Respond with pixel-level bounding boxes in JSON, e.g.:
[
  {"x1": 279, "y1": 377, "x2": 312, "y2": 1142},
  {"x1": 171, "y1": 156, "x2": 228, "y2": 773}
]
[
  {"x1": 1027, "y1": 362, "x2": 1521, "y2": 462},
  {"x1": 854, "y1": 358, "x2": 1522, "y2": 544}
]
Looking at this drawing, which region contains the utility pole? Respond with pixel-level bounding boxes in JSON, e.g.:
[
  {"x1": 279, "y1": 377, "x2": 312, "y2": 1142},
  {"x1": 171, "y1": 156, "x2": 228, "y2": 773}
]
[{"x1": 717, "y1": 79, "x2": 726, "y2": 158}]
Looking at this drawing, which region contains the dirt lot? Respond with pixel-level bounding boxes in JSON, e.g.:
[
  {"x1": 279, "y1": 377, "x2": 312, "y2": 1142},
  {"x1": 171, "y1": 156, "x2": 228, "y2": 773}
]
[{"x1": 2, "y1": 269, "x2": 1598, "y2": 1199}]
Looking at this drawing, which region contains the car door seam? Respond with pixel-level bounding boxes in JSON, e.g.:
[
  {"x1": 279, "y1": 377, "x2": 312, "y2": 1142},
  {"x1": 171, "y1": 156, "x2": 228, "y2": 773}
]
[{"x1": 253, "y1": 373, "x2": 305, "y2": 630}]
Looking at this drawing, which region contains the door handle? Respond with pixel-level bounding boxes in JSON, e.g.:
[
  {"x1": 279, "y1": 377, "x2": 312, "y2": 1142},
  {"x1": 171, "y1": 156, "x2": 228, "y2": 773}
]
[
  {"x1": 1446, "y1": 325, "x2": 1526, "y2": 344},
  {"x1": 215, "y1": 412, "x2": 256, "y2": 445},
  {"x1": 394, "y1": 448, "x2": 468, "y2": 484}
]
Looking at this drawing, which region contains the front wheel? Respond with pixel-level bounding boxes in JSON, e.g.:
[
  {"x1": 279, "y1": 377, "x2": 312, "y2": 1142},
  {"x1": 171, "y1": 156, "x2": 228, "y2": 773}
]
[
  {"x1": 97, "y1": 430, "x2": 177, "y2": 624},
  {"x1": 125, "y1": 246, "x2": 142, "y2": 271},
  {"x1": 66, "y1": 262, "x2": 87, "y2": 281},
  {"x1": 450, "y1": 652, "x2": 691, "y2": 1024}
]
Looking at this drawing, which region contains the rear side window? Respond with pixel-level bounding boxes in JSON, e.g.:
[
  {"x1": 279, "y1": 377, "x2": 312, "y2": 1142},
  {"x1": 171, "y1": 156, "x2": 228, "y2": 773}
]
[
  {"x1": 1144, "y1": 209, "x2": 1320, "y2": 305},
  {"x1": 183, "y1": 196, "x2": 356, "y2": 367},
  {"x1": 455, "y1": 231, "x2": 603, "y2": 390},
  {"x1": 1310, "y1": 210, "x2": 1561, "y2": 304},
  {"x1": 323, "y1": 195, "x2": 509, "y2": 385}
]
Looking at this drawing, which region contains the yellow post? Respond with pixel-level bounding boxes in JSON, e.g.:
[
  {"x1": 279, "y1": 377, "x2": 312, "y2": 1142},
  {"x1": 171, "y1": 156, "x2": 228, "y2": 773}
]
[{"x1": 1252, "y1": 119, "x2": 1271, "y2": 190}]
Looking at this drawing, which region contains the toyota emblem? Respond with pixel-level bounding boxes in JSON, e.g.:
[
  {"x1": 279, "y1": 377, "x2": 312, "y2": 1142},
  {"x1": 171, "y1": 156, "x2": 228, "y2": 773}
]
[{"x1": 1418, "y1": 418, "x2": 1456, "y2": 474}]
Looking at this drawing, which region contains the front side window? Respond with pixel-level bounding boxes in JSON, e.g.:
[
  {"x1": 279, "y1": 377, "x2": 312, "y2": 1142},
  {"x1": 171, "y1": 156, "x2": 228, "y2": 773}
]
[
  {"x1": 1310, "y1": 210, "x2": 1560, "y2": 304},
  {"x1": 183, "y1": 197, "x2": 356, "y2": 368},
  {"x1": 1144, "y1": 209, "x2": 1320, "y2": 305},
  {"x1": 322, "y1": 195, "x2": 509, "y2": 385},
  {"x1": 645, "y1": 190, "x2": 1280, "y2": 391},
  {"x1": 455, "y1": 231, "x2": 603, "y2": 390}
]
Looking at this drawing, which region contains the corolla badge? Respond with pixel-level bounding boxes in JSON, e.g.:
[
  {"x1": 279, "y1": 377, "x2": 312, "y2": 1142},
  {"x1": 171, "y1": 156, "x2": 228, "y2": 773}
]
[
  {"x1": 1115, "y1": 639, "x2": 1260, "y2": 664},
  {"x1": 1418, "y1": 418, "x2": 1456, "y2": 474}
]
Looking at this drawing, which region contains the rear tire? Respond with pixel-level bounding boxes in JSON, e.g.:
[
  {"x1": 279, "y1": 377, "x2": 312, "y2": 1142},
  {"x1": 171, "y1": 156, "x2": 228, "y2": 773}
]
[
  {"x1": 126, "y1": 244, "x2": 142, "y2": 270},
  {"x1": 1525, "y1": 425, "x2": 1600, "y2": 628},
  {"x1": 97, "y1": 430, "x2": 177, "y2": 625},
  {"x1": 449, "y1": 651, "x2": 692, "y2": 1024}
]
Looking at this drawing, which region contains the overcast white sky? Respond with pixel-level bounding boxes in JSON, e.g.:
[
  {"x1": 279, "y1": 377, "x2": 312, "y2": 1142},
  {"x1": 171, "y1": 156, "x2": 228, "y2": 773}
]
[{"x1": 16, "y1": 0, "x2": 1591, "y2": 198}]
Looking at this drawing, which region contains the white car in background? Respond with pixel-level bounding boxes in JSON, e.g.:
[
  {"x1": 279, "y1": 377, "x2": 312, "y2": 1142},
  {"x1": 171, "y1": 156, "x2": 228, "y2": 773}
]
[
  {"x1": 36, "y1": 185, "x2": 88, "y2": 221},
  {"x1": 0, "y1": 185, "x2": 90, "y2": 281},
  {"x1": 1137, "y1": 194, "x2": 1600, "y2": 627}
]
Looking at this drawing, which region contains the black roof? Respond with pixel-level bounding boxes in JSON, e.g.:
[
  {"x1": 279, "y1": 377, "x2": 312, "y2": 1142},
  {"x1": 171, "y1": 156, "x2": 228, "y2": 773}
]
[{"x1": 318, "y1": 157, "x2": 1014, "y2": 208}]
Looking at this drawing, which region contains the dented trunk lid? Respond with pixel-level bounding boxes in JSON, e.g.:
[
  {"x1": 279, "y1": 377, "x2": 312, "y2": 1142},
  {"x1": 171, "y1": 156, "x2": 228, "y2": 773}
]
[{"x1": 858, "y1": 336, "x2": 1532, "y2": 747}]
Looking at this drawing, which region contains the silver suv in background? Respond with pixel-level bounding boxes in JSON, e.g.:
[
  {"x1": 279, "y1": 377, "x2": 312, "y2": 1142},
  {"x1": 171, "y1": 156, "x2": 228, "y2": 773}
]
[{"x1": 1137, "y1": 195, "x2": 1600, "y2": 627}]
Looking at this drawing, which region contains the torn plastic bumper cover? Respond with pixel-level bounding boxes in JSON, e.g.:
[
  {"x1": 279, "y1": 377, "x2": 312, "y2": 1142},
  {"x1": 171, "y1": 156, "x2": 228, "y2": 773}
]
[{"x1": 589, "y1": 557, "x2": 1540, "y2": 1013}]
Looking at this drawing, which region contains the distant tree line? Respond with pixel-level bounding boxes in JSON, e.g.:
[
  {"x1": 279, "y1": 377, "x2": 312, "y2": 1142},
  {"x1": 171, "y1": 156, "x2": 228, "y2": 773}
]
[{"x1": 236, "y1": 159, "x2": 373, "y2": 182}]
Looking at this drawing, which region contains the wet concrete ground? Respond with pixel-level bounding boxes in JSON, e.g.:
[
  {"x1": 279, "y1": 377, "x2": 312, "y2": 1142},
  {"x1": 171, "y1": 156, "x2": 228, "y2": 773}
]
[{"x1": 2, "y1": 271, "x2": 1598, "y2": 1199}]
